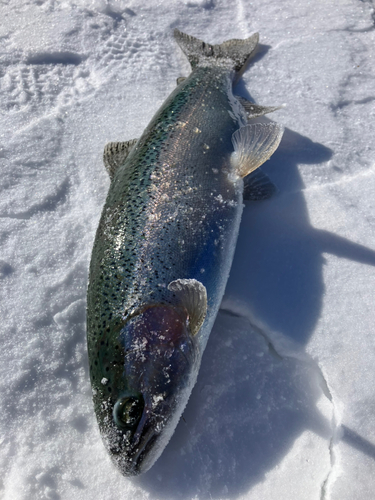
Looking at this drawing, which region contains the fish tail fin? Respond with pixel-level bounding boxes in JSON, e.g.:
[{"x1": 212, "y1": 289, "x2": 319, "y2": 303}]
[{"x1": 174, "y1": 29, "x2": 259, "y2": 76}]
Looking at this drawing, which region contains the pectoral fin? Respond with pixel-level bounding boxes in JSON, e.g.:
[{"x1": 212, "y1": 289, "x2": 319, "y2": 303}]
[
  {"x1": 243, "y1": 169, "x2": 277, "y2": 201},
  {"x1": 177, "y1": 77, "x2": 187, "y2": 85},
  {"x1": 103, "y1": 139, "x2": 138, "y2": 180},
  {"x1": 231, "y1": 123, "x2": 284, "y2": 178},
  {"x1": 168, "y1": 278, "x2": 207, "y2": 336},
  {"x1": 236, "y1": 96, "x2": 284, "y2": 119}
]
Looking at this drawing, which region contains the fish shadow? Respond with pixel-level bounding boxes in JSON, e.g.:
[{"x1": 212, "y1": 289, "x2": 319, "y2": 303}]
[
  {"x1": 136, "y1": 311, "x2": 331, "y2": 498},
  {"x1": 136, "y1": 127, "x2": 375, "y2": 497},
  {"x1": 228, "y1": 126, "x2": 375, "y2": 344}
]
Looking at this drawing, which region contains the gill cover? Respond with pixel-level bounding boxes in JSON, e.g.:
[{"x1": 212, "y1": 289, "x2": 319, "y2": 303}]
[{"x1": 106, "y1": 301, "x2": 202, "y2": 475}]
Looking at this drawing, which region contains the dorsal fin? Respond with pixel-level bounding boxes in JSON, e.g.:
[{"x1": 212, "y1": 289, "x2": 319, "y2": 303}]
[
  {"x1": 168, "y1": 279, "x2": 207, "y2": 336},
  {"x1": 103, "y1": 139, "x2": 138, "y2": 180}
]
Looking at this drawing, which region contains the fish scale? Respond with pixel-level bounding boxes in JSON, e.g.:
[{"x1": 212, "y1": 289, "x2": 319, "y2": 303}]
[
  {"x1": 88, "y1": 67, "x2": 241, "y2": 333},
  {"x1": 87, "y1": 29, "x2": 284, "y2": 475}
]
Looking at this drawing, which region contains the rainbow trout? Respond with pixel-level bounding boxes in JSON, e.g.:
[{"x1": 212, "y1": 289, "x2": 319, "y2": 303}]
[{"x1": 87, "y1": 29, "x2": 283, "y2": 475}]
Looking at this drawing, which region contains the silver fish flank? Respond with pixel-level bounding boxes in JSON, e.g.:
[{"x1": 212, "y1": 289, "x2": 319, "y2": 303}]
[{"x1": 87, "y1": 29, "x2": 284, "y2": 475}]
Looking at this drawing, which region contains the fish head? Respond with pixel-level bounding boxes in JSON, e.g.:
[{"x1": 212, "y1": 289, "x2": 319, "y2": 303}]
[{"x1": 94, "y1": 304, "x2": 199, "y2": 475}]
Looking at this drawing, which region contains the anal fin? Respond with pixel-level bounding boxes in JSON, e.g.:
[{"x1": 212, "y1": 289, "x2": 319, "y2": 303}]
[
  {"x1": 231, "y1": 123, "x2": 284, "y2": 178},
  {"x1": 168, "y1": 279, "x2": 207, "y2": 336},
  {"x1": 103, "y1": 139, "x2": 138, "y2": 180}
]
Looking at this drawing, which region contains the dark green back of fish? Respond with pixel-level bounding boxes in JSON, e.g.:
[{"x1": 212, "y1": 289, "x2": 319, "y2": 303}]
[{"x1": 87, "y1": 65, "x2": 243, "y2": 403}]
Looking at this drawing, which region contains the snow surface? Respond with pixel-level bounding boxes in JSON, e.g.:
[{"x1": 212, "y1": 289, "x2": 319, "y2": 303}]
[{"x1": 1, "y1": 0, "x2": 375, "y2": 498}]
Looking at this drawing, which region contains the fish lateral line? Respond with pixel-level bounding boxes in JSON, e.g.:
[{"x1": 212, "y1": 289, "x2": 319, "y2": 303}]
[{"x1": 87, "y1": 28, "x2": 285, "y2": 477}]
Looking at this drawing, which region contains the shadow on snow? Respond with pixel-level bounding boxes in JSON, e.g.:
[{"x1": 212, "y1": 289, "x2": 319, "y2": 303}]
[{"x1": 135, "y1": 123, "x2": 375, "y2": 497}]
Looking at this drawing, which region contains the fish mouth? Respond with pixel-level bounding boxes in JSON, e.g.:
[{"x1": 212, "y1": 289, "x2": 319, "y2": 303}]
[
  {"x1": 114, "y1": 411, "x2": 161, "y2": 476},
  {"x1": 129, "y1": 424, "x2": 158, "y2": 474}
]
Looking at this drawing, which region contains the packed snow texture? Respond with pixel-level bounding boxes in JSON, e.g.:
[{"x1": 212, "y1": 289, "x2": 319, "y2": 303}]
[{"x1": 1, "y1": 0, "x2": 375, "y2": 498}]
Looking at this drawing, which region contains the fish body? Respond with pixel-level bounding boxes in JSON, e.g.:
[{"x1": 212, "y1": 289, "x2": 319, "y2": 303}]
[{"x1": 87, "y1": 30, "x2": 283, "y2": 475}]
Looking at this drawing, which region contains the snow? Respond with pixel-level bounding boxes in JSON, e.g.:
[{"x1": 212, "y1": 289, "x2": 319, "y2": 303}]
[{"x1": 1, "y1": 0, "x2": 375, "y2": 498}]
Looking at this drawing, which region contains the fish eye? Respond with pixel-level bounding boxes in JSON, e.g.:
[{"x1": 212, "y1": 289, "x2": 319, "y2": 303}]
[{"x1": 113, "y1": 395, "x2": 144, "y2": 430}]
